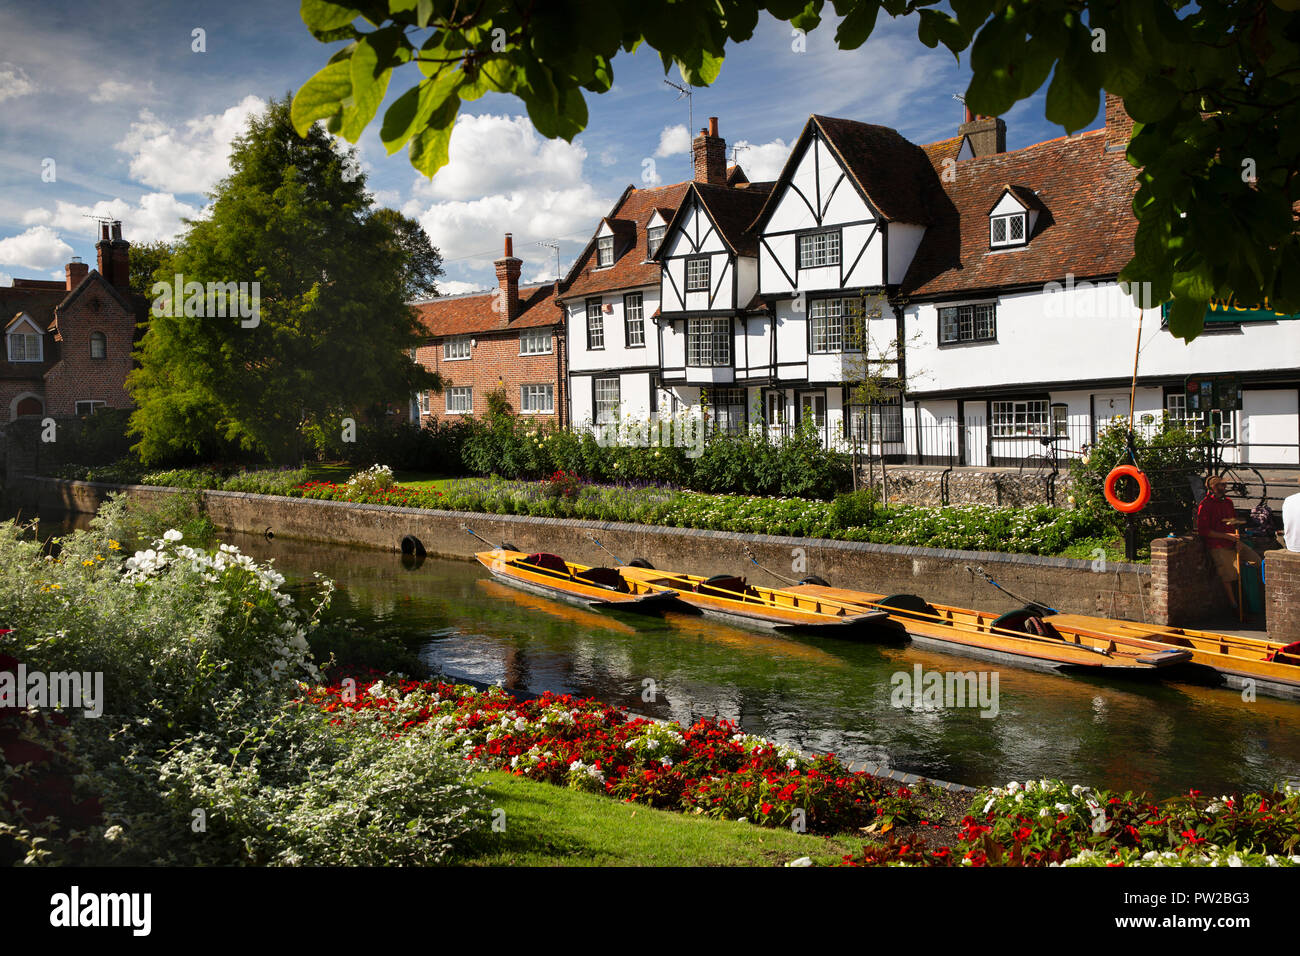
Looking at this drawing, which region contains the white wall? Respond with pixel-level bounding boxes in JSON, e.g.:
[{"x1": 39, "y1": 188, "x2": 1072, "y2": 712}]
[
  {"x1": 907, "y1": 281, "x2": 1300, "y2": 394},
  {"x1": 566, "y1": 284, "x2": 661, "y2": 374}
]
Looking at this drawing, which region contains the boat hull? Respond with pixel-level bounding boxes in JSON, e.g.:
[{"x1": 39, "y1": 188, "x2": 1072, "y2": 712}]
[
  {"x1": 618, "y1": 567, "x2": 889, "y2": 637},
  {"x1": 475, "y1": 551, "x2": 685, "y2": 615},
  {"x1": 785, "y1": 584, "x2": 1191, "y2": 674}
]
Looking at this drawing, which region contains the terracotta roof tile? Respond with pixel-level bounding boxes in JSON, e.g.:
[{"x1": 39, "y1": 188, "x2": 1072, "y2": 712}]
[
  {"x1": 902, "y1": 129, "x2": 1138, "y2": 296},
  {"x1": 413, "y1": 283, "x2": 559, "y2": 337},
  {"x1": 561, "y1": 181, "x2": 691, "y2": 300}
]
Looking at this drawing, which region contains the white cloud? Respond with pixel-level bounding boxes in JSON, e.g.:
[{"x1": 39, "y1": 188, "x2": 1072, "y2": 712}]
[
  {"x1": 402, "y1": 112, "x2": 612, "y2": 276},
  {"x1": 436, "y1": 279, "x2": 489, "y2": 296},
  {"x1": 412, "y1": 113, "x2": 588, "y2": 201},
  {"x1": 115, "y1": 94, "x2": 266, "y2": 195},
  {"x1": 0, "y1": 62, "x2": 36, "y2": 103},
  {"x1": 599, "y1": 147, "x2": 619, "y2": 167},
  {"x1": 415, "y1": 187, "x2": 608, "y2": 267},
  {"x1": 22, "y1": 195, "x2": 203, "y2": 246},
  {"x1": 731, "y1": 138, "x2": 791, "y2": 183},
  {"x1": 0, "y1": 226, "x2": 74, "y2": 271},
  {"x1": 0, "y1": 272, "x2": 12, "y2": 287},
  {"x1": 655, "y1": 124, "x2": 691, "y2": 157},
  {"x1": 91, "y1": 79, "x2": 154, "y2": 104}
]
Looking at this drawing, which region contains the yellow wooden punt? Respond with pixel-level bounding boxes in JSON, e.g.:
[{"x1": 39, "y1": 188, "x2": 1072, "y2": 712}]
[
  {"x1": 782, "y1": 584, "x2": 1193, "y2": 674},
  {"x1": 475, "y1": 550, "x2": 685, "y2": 614},
  {"x1": 1041, "y1": 613, "x2": 1300, "y2": 700},
  {"x1": 616, "y1": 565, "x2": 888, "y2": 636}
]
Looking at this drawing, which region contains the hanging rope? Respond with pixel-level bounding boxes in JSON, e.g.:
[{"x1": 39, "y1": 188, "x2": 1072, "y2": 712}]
[
  {"x1": 743, "y1": 544, "x2": 801, "y2": 587},
  {"x1": 1104, "y1": 304, "x2": 1152, "y2": 514},
  {"x1": 965, "y1": 564, "x2": 1058, "y2": 615}
]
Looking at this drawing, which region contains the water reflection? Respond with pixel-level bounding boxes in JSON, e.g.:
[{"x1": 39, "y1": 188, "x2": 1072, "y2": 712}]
[{"x1": 19, "y1": 514, "x2": 1300, "y2": 796}]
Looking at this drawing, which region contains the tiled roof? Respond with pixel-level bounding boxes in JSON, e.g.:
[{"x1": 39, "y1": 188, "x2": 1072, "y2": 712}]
[
  {"x1": 813, "y1": 115, "x2": 943, "y2": 226},
  {"x1": 902, "y1": 128, "x2": 1138, "y2": 296},
  {"x1": 413, "y1": 283, "x2": 559, "y2": 337},
  {"x1": 692, "y1": 180, "x2": 774, "y2": 256},
  {"x1": 561, "y1": 181, "x2": 691, "y2": 300},
  {"x1": 750, "y1": 115, "x2": 946, "y2": 236},
  {"x1": 921, "y1": 134, "x2": 964, "y2": 168}
]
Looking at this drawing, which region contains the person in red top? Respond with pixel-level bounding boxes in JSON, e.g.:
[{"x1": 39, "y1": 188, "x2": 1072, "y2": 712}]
[{"x1": 1197, "y1": 475, "x2": 1259, "y2": 610}]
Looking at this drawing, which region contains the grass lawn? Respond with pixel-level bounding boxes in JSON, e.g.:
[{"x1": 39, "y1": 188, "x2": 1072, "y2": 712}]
[
  {"x1": 303, "y1": 462, "x2": 450, "y2": 489},
  {"x1": 452, "y1": 770, "x2": 865, "y2": 867}
]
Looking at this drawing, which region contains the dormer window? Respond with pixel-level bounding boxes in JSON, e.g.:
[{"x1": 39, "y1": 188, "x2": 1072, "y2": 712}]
[
  {"x1": 597, "y1": 236, "x2": 614, "y2": 267},
  {"x1": 5, "y1": 315, "x2": 43, "y2": 363},
  {"x1": 990, "y1": 212, "x2": 1026, "y2": 247},
  {"x1": 647, "y1": 225, "x2": 665, "y2": 258}
]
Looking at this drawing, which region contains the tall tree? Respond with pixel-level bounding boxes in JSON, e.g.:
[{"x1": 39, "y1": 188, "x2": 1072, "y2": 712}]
[
  {"x1": 294, "y1": 0, "x2": 1300, "y2": 341},
  {"x1": 128, "y1": 240, "x2": 177, "y2": 296},
  {"x1": 371, "y1": 207, "x2": 444, "y2": 301},
  {"x1": 127, "y1": 96, "x2": 439, "y2": 465}
]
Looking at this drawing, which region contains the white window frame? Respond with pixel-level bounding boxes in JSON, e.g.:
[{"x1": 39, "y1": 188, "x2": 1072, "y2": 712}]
[
  {"x1": 798, "y1": 230, "x2": 841, "y2": 269},
  {"x1": 519, "y1": 327, "x2": 552, "y2": 355},
  {"x1": 990, "y1": 212, "x2": 1027, "y2": 247},
  {"x1": 586, "y1": 297, "x2": 605, "y2": 350},
  {"x1": 594, "y1": 377, "x2": 620, "y2": 425},
  {"x1": 446, "y1": 386, "x2": 473, "y2": 414},
  {"x1": 709, "y1": 387, "x2": 747, "y2": 435},
  {"x1": 597, "y1": 236, "x2": 614, "y2": 268},
  {"x1": 443, "y1": 336, "x2": 471, "y2": 361},
  {"x1": 685, "y1": 256, "x2": 711, "y2": 292},
  {"x1": 74, "y1": 400, "x2": 106, "y2": 417},
  {"x1": 6, "y1": 318, "x2": 43, "y2": 363},
  {"x1": 687, "y1": 318, "x2": 731, "y2": 367},
  {"x1": 991, "y1": 399, "x2": 1049, "y2": 437},
  {"x1": 624, "y1": 292, "x2": 645, "y2": 348},
  {"x1": 938, "y1": 303, "x2": 996, "y2": 345},
  {"x1": 647, "y1": 225, "x2": 666, "y2": 258},
  {"x1": 520, "y1": 383, "x2": 554, "y2": 414}
]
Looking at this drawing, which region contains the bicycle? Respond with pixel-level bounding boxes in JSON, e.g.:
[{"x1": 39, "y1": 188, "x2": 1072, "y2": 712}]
[{"x1": 1018, "y1": 435, "x2": 1088, "y2": 480}]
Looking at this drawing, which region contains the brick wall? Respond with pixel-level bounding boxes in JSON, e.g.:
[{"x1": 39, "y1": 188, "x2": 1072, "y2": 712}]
[
  {"x1": 1149, "y1": 534, "x2": 1234, "y2": 625},
  {"x1": 1265, "y1": 549, "x2": 1300, "y2": 642},
  {"x1": 419, "y1": 327, "x2": 566, "y2": 424},
  {"x1": 42, "y1": 287, "x2": 135, "y2": 416}
]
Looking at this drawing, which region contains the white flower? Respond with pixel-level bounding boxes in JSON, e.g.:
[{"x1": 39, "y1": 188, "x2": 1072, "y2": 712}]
[{"x1": 163, "y1": 529, "x2": 183, "y2": 542}]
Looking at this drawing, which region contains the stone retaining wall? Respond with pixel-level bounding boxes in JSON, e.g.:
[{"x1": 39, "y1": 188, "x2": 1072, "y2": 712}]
[
  {"x1": 858, "y1": 466, "x2": 1065, "y2": 507},
  {"x1": 13, "y1": 475, "x2": 1152, "y2": 621}
]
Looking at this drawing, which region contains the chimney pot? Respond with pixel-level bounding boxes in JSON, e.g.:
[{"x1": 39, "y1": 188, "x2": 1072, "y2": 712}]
[
  {"x1": 708, "y1": 116, "x2": 718, "y2": 137},
  {"x1": 494, "y1": 232, "x2": 522, "y2": 321}
]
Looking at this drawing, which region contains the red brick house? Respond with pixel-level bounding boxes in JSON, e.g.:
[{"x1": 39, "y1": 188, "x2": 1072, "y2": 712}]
[
  {"x1": 1, "y1": 221, "x2": 142, "y2": 422},
  {"x1": 412, "y1": 235, "x2": 565, "y2": 425}
]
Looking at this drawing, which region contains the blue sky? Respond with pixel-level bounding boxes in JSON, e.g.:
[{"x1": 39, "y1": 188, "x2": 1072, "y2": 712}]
[{"x1": 0, "y1": 0, "x2": 1097, "y2": 293}]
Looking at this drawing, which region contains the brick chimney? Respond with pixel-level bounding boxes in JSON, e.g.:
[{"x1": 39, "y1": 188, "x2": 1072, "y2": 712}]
[
  {"x1": 958, "y1": 114, "x2": 1006, "y2": 157},
  {"x1": 1104, "y1": 92, "x2": 1134, "y2": 153},
  {"x1": 95, "y1": 220, "x2": 131, "y2": 292},
  {"x1": 494, "y1": 232, "x2": 522, "y2": 321},
  {"x1": 65, "y1": 257, "x2": 89, "y2": 291},
  {"x1": 693, "y1": 116, "x2": 726, "y2": 185}
]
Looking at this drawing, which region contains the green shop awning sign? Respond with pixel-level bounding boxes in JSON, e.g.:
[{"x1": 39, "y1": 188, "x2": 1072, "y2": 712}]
[{"x1": 1163, "y1": 298, "x2": 1300, "y2": 324}]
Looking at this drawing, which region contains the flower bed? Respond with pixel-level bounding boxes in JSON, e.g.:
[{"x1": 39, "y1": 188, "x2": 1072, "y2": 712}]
[
  {"x1": 304, "y1": 676, "x2": 918, "y2": 835},
  {"x1": 843, "y1": 778, "x2": 1300, "y2": 867}
]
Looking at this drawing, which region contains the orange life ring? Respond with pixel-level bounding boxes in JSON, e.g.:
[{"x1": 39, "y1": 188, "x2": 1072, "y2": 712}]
[{"x1": 1104, "y1": 465, "x2": 1151, "y2": 514}]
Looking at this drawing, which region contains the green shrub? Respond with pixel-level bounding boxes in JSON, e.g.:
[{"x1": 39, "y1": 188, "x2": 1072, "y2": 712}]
[{"x1": 1070, "y1": 419, "x2": 1205, "y2": 536}]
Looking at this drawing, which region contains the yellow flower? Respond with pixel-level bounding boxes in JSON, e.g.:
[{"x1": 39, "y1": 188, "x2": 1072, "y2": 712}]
[
  {"x1": 109, "y1": 540, "x2": 121, "y2": 550},
  {"x1": 83, "y1": 559, "x2": 94, "y2": 567}
]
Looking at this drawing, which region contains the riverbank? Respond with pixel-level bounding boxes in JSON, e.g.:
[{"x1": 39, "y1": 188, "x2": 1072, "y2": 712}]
[{"x1": 12, "y1": 475, "x2": 1158, "y2": 622}]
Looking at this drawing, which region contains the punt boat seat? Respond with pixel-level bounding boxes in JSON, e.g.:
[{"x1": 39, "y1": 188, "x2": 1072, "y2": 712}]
[
  {"x1": 573, "y1": 566, "x2": 628, "y2": 591},
  {"x1": 992, "y1": 607, "x2": 1064, "y2": 640},
  {"x1": 522, "y1": 552, "x2": 569, "y2": 575},
  {"x1": 696, "y1": 574, "x2": 747, "y2": 598}
]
